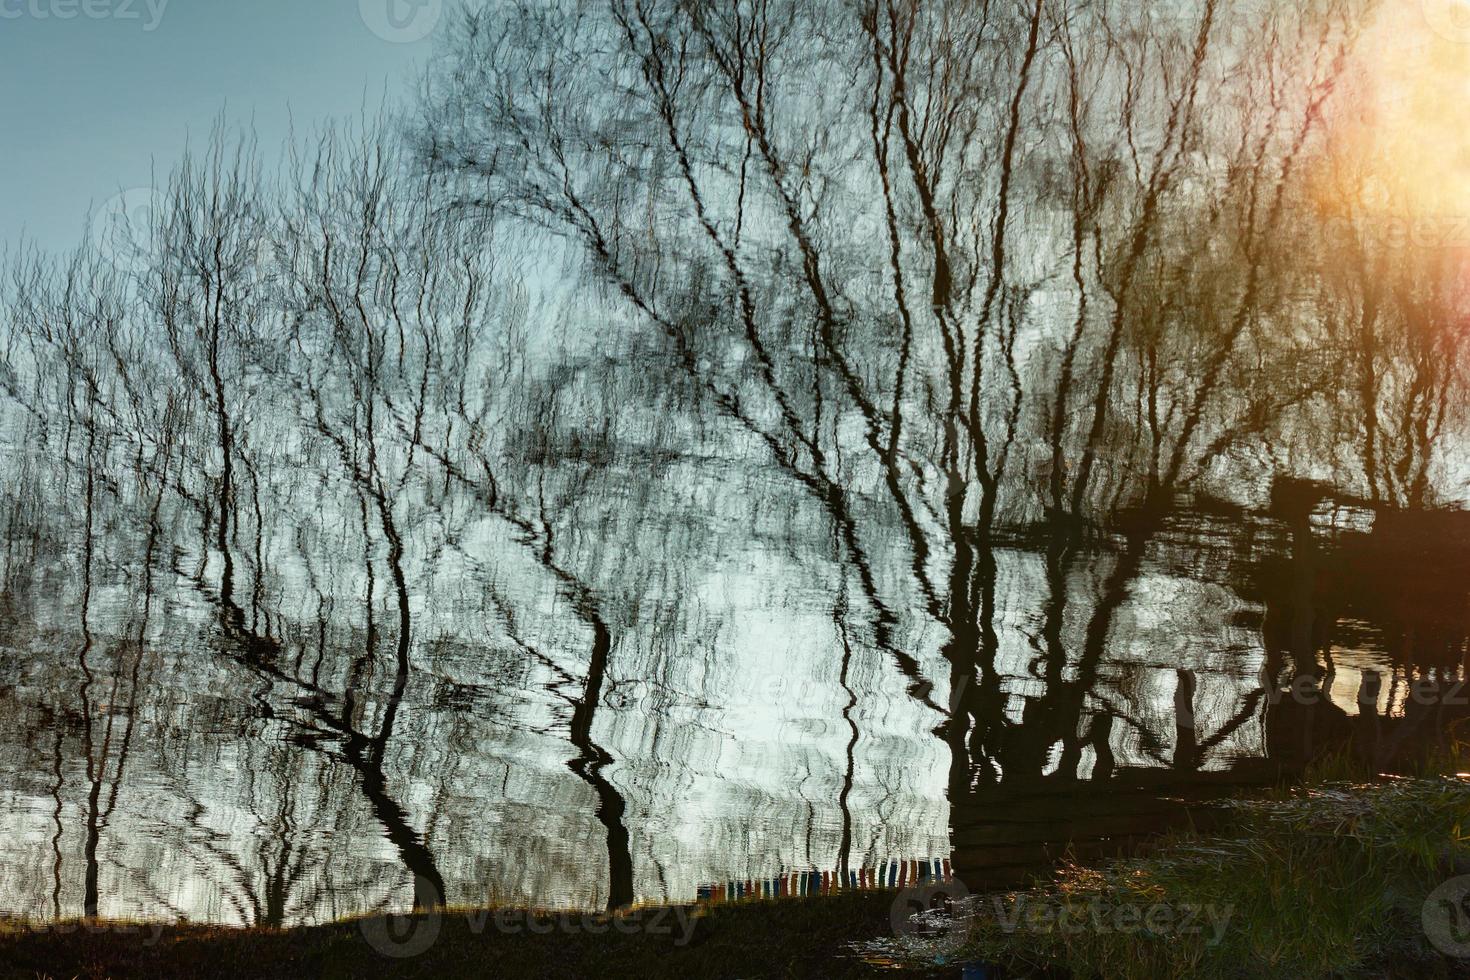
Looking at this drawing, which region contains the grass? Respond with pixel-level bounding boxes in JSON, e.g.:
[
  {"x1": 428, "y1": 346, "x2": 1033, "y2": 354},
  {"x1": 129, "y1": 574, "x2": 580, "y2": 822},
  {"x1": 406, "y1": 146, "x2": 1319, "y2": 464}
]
[
  {"x1": 913, "y1": 776, "x2": 1470, "y2": 979},
  {"x1": 0, "y1": 890, "x2": 955, "y2": 980}
]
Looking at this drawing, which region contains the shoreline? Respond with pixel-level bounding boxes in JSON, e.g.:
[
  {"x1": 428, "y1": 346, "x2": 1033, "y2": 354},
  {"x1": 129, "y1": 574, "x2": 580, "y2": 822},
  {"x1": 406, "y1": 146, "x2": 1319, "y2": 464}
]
[
  {"x1": 7, "y1": 774, "x2": 1467, "y2": 979},
  {"x1": 0, "y1": 890, "x2": 954, "y2": 980}
]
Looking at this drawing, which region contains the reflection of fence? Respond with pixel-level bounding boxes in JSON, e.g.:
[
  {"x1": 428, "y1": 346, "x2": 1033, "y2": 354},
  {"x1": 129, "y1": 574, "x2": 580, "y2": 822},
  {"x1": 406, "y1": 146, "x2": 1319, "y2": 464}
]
[{"x1": 695, "y1": 859, "x2": 953, "y2": 902}]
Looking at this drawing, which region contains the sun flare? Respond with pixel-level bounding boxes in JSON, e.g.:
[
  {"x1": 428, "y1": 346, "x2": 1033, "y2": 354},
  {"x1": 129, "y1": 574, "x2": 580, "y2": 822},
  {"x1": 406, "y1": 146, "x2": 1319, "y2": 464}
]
[{"x1": 1341, "y1": 0, "x2": 1470, "y2": 218}]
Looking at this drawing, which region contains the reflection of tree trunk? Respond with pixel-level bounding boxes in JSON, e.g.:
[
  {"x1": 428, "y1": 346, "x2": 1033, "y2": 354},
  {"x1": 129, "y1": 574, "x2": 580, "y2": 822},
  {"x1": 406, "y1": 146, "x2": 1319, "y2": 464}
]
[
  {"x1": 1173, "y1": 669, "x2": 1199, "y2": 772},
  {"x1": 257, "y1": 772, "x2": 305, "y2": 928},
  {"x1": 568, "y1": 602, "x2": 633, "y2": 907},
  {"x1": 1044, "y1": 545, "x2": 1083, "y2": 781},
  {"x1": 525, "y1": 487, "x2": 635, "y2": 910},
  {"x1": 400, "y1": 433, "x2": 636, "y2": 909},
  {"x1": 1356, "y1": 289, "x2": 1382, "y2": 503},
  {"x1": 1089, "y1": 713, "x2": 1115, "y2": 781},
  {"x1": 942, "y1": 514, "x2": 980, "y2": 806},
  {"x1": 341, "y1": 726, "x2": 446, "y2": 910},
  {"x1": 1058, "y1": 527, "x2": 1152, "y2": 776},
  {"x1": 179, "y1": 508, "x2": 448, "y2": 912},
  {"x1": 299, "y1": 396, "x2": 451, "y2": 911},
  {"x1": 1356, "y1": 669, "x2": 1382, "y2": 770},
  {"x1": 948, "y1": 508, "x2": 1283, "y2": 891},
  {"x1": 207, "y1": 289, "x2": 235, "y2": 614},
  {"x1": 945, "y1": 534, "x2": 1013, "y2": 890},
  {"x1": 565, "y1": 611, "x2": 634, "y2": 910},
  {"x1": 1287, "y1": 518, "x2": 1320, "y2": 681},
  {"x1": 834, "y1": 586, "x2": 859, "y2": 881},
  {"x1": 357, "y1": 484, "x2": 445, "y2": 910},
  {"x1": 950, "y1": 519, "x2": 1152, "y2": 890},
  {"x1": 50, "y1": 723, "x2": 64, "y2": 920},
  {"x1": 77, "y1": 424, "x2": 101, "y2": 918}
]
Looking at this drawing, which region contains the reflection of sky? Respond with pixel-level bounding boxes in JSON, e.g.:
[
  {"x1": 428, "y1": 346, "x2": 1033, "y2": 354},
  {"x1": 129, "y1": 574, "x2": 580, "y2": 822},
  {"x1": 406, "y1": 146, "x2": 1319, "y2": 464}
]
[
  {"x1": 0, "y1": 0, "x2": 434, "y2": 253},
  {"x1": 4, "y1": 0, "x2": 1470, "y2": 927},
  {"x1": 0, "y1": 513, "x2": 1295, "y2": 922}
]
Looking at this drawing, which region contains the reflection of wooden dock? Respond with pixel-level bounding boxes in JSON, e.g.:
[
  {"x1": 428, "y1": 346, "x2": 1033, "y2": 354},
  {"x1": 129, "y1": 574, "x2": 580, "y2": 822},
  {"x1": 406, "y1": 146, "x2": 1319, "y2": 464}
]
[
  {"x1": 949, "y1": 762, "x2": 1286, "y2": 886},
  {"x1": 954, "y1": 695, "x2": 1468, "y2": 889},
  {"x1": 695, "y1": 860, "x2": 955, "y2": 903}
]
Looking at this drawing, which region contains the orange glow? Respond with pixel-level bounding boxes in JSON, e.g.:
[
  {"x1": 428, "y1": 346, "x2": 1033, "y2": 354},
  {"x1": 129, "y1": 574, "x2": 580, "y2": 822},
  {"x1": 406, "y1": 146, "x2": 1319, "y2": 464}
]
[{"x1": 1340, "y1": 0, "x2": 1470, "y2": 219}]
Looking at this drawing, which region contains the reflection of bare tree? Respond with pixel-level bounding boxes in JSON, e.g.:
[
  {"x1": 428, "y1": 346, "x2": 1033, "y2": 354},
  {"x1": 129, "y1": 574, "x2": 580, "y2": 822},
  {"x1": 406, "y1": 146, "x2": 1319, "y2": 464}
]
[
  {"x1": 0, "y1": 245, "x2": 175, "y2": 919},
  {"x1": 268, "y1": 132, "x2": 645, "y2": 906},
  {"x1": 152, "y1": 136, "x2": 272, "y2": 627},
  {"x1": 6, "y1": 0, "x2": 1470, "y2": 926},
  {"x1": 1315, "y1": 211, "x2": 1470, "y2": 509},
  {"x1": 402, "y1": 340, "x2": 641, "y2": 909},
  {"x1": 0, "y1": 133, "x2": 454, "y2": 917},
  {"x1": 419, "y1": 0, "x2": 1377, "y2": 883}
]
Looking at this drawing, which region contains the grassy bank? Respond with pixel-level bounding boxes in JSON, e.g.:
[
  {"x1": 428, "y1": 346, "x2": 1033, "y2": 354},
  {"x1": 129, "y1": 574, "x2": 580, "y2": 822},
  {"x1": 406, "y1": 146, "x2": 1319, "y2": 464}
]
[
  {"x1": 0, "y1": 889, "x2": 955, "y2": 980},
  {"x1": 904, "y1": 776, "x2": 1470, "y2": 979}
]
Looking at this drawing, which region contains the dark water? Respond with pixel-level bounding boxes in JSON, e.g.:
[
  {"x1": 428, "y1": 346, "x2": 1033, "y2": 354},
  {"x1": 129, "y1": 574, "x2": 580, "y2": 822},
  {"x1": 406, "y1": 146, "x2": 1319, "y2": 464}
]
[{"x1": 2, "y1": 483, "x2": 1465, "y2": 926}]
